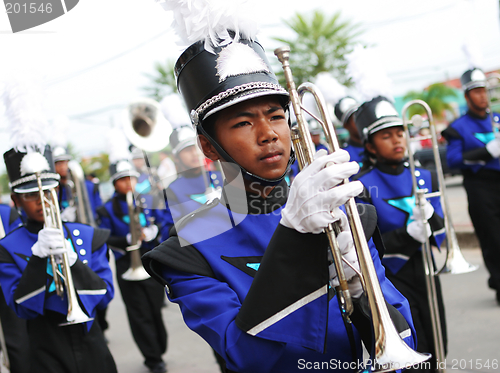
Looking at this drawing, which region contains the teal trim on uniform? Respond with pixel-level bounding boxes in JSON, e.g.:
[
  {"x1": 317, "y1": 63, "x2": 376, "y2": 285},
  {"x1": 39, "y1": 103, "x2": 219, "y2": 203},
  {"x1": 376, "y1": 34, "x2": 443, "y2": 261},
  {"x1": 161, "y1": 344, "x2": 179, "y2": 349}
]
[
  {"x1": 474, "y1": 132, "x2": 495, "y2": 144},
  {"x1": 387, "y1": 195, "x2": 416, "y2": 226},
  {"x1": 246, "y1": 263, "x2": 260, "y2": 271},
  {"x1": 190, "y1": 193, "x2": 208, "y2": 205},
  {"x1": 135, "y1": 180, "x2": 151, "y2": 194}
]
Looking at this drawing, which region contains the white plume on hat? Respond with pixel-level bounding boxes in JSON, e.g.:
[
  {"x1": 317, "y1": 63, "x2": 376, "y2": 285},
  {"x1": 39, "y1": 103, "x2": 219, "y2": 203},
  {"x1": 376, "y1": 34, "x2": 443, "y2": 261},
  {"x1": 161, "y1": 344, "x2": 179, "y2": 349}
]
[
  {"x1": 345, "y1": 45, "x2": 394, "y2": 103},
  {"x1": 156, "y1": 0, "x2": 259, "y2": 53},
  {"x1": 107, "y1": 127, "x2": 131, "y2": 164},
  {"x1": 2, "y1": 78, "x2": 48, "y2": 153},
  {"x1": 462, "y1": 38, "x2": 484, "y2": 69},
  {"x1": 160, "y1": 93, "x2": 191, "y2": 129},
  {"x1": 313, "y1": 72, "x2": 348, "y2": 105}
]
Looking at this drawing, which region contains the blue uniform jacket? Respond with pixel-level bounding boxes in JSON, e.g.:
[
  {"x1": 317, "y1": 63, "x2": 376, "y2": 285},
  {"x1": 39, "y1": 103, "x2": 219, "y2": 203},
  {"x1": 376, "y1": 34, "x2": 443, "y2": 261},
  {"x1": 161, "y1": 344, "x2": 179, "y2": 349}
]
[
  {"x1": 143, "y1": 182, "x2": 417, "y2": 373},
  {"x1": 85, "y1": 179, "x2": 103, "y2": 219},
  {"x1": 0, "y1": 204, "x2": 22, "y2": 235},
  {"x1": 442, "y1": 111, "x2": 500, "y2": 174},
  {"x1": 0, "y1": 221, "x2": 114, "y2": 331},
  {"x1": 353, "y1": 162, "x2": 445, "y2": 275},
  {"x1": 162, "y1": 170, "x2": 223, "y2": 240},
  {"x1": 97, "y1": 192, "x2": 163, "y2": 260},
  {"x1": 342, "y1": 140, "x2": 365, "y2": 167}
]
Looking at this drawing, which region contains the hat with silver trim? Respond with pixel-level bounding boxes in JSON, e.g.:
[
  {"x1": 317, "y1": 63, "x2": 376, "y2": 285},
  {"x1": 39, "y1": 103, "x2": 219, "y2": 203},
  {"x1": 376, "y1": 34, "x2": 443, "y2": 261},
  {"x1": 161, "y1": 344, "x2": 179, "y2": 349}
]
[
  {"x1": 52, "y1": 146, "x2": 72, "y2": 162},
  {"x1": 2, "y1": 78, "x2": 60, "y2": 193},
  {"x1": 109, "y1": 160, "x2": 140, "y2": 183},
  {"x1": 355, "y1": 96, "x2": 403, "y2": 143},
  {"x1": 108, "y1": 128, "x2": 140, "y2": 182},
  {"x1": 334, "y1": 96, "x2": 360, "y2": 127},
  {"x1": 460, "y1": 68, "x2": 487, "y2": 92},
  {"x1": 156, "y1": 0, "x2": 293, "y2": 187},
  {"x1": 169, "y1": 126, "x2": 197, "y2": 156}
]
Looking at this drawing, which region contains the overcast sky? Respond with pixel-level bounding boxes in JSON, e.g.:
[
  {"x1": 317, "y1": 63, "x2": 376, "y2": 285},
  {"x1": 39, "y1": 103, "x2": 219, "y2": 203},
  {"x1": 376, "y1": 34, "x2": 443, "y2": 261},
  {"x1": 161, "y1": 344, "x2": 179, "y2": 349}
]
[{"x1": 1, "y1": 0, "x2": 500, "y2": 165}]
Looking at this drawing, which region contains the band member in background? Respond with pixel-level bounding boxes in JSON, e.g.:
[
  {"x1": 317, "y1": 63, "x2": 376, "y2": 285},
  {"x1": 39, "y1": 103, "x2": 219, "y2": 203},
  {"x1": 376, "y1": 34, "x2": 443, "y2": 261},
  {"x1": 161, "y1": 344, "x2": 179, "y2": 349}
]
[
  {"x1": 161, "y1": 125, "x2": 223, "y2": 240},
  {"x1": 0, "y1": 146, "x2": 117, "y2": 373},
  {"x1": 442, "y1": 67, "x2": 500, "y2": 304},
  {"x1": 52, "y1": 146, "x2": 77, "y2": 222},
  {"x1": 352, "y1": 96, "x2": 447, "y2": 373},
  {"x1": 0, "y1": 203, "x2": 30, "y2": 373},
  {"x1": 142, "y1": 2, "x2": 418, "y2": 371},
  {"x1": 96, "y1": 160, "x2": 167, "y2": 373},
  {"x1": 85, "y1": 173, "x2": 103, "y2": 221},
  {"x1": 335, "y1": 96, "x2": 364, "y2": 167}
]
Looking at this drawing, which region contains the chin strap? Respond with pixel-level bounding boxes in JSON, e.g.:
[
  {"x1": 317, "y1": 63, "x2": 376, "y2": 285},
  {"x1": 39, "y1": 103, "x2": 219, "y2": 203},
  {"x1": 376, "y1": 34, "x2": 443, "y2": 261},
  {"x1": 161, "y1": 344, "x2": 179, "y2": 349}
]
[{"x1": 196, "y1": 124, "x2": 295, "y2": 187}]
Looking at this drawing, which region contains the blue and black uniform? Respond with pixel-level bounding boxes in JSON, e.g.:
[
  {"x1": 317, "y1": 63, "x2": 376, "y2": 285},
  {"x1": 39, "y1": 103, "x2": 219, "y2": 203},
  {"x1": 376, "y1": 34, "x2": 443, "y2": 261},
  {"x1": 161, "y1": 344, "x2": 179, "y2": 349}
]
[
  {"x1": 85, "y1": 178, "x2": 103, "y2": 220},
  {"x1": 353, "y1": 161, "x2": 446, "y2": 372},
  {"x1": 0, "y1": 219, "x2": 116, "y2": 373},
  {"x1": 96, "y1": 192, "x2": 167, "y2": 370},
  {"x1": 161, "y1": 169, "x2": 223, "y2": 240},
  {"x1": 0, "y1": 204, "x2": 30, "y2": 373},
  {"x1": 341, "y1": 139, "x2": 365, "y2": 168},
  {"x1": 143, "y1": 180, "x2": 417, "y2": 373},
  {"x1": 442, "y1": 111, "x2": 500, "y2": 298}
]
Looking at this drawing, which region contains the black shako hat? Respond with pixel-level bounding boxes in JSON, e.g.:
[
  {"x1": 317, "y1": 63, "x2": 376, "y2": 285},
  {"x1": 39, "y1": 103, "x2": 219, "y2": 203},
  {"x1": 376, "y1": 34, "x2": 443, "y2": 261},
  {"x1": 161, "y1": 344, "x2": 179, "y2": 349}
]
[
  {"x1": 334, "y1": 96, "x2": 360, "y2": 127},
  {"x1": 460, "y1": 67, "x2": 487, "y2": 92},
  {"x1": 169, "y1": 126, "x2": 197, "y2": 156},
  {"x1": 109, "y1": 160, "x2": 140, "y2": 184},
  {"x1": 4, "y1": 145, "x2": 60, "y2": 193},
  {"x1": 174, "y1": 37, "x2": 294, "y2": 186},
  {"x1": 174, "y1": 38, "x2": 289, "y2": 126},
  {"x1": 355, "y1": 96, "x2": 403, "y2": 143}
]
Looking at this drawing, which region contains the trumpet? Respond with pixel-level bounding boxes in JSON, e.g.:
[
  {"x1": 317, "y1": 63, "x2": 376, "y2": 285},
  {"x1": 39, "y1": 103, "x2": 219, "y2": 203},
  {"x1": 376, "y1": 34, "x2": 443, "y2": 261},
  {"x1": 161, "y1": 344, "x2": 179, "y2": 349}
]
[
  {"x1": 275, "y1": 46, "x2": 430, "y2": 372},
  {"x1": 35, "y1": 172, "x2": 93, "y2": 326},
  {"x1": 121, "y1": 191, "x2": 151, "y2": 281}
]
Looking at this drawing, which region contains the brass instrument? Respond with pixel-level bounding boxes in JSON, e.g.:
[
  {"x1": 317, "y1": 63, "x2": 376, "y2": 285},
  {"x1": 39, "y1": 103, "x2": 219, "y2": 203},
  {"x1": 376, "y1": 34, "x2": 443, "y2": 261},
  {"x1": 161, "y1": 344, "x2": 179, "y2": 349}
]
[
  {"x1": 486, "y1": 72, "x2": 500, "y2": 131},
  {"x1": 121, "y1": 191, "x2": 151, "y2": 281},
  {"x1": 67, "y1": 160, "x2": 96, "y2": 226},
  {"x1": 0, "y1": 220, "x2": 10, "y2": 370},
  {"x1": 402, "y1": 100, "x2": 478, "y2": 372},
  {"x1": 35, "y1": 172, "x2": 93, "y2": 326},
  {"x1": 275, "y1": 45, "x2": 430, "y2": 372}
]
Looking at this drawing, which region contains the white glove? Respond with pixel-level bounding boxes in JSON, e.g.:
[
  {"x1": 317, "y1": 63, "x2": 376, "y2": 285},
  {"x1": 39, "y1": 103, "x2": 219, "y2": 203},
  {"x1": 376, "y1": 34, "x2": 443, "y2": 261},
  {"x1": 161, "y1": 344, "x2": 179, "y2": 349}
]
[
  {"x1": 142, "y1": 224, "x2": 159, "y2": 242},
  {"x1": 486, "y1": 138, "x2": 500, "y2": 158},
  {"x1": 31, "y1": 227, "x2": 78, "y2": 266},
  {"x1": 281, "y1": 149, "x2": 363, "y2": 234},
  {"x1": 327, "y1": 214, "x2": 363, "y2": 298},
  {"x1": 411, "y1": 199, "x2": 434, "y2": 221},
  {"x1": 407, "y1": 218, "x2": 432, "y2": 244},
  {"x1": 60, "y1": 206, "x2": 77, "y2": 222}
]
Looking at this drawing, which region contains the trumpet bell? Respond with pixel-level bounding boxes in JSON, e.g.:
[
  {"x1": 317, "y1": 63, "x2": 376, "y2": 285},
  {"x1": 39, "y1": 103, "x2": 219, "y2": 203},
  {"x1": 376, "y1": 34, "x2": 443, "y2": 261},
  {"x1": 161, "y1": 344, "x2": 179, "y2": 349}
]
[
  {"x1": 123, "y1": 98, "x2": 172, "y2": 152},
  {"x1": 59, "y1": 308, "x2": 93, "y2": 326},
  {"x1": 437, "y1": 230, "x2": 478, "y2": 275},
  {"x1": 122, "y1": 266, "x2": 151, "y2": 281}
]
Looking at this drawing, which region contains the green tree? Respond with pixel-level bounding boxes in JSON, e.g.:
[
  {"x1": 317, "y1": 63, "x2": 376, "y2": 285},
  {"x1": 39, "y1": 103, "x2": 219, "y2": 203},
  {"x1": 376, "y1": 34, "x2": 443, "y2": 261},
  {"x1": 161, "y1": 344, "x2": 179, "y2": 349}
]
[
  {"x1": 143, "y1": 59, "x2": 177, "y2": 102},
  {"x1": 403, "y1": 83, "x2": 458, "y2": 121},
  {"x1": 272, "y1": 10, "x2": 363, "y2": 87}
]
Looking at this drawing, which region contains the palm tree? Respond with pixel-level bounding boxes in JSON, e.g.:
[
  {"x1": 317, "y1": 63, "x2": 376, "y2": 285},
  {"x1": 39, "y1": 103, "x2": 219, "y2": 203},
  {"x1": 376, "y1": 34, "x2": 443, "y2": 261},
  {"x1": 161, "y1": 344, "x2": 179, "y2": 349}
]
[
  {"x1": 272, "y1": 10, "x2": 363, "y2": 87},
  {"x1": 403, "y1": 83, "x2": 458, "y2": 121},
  {"x1": 142, "y1": 59, "x2": 177, "y2": 102}
]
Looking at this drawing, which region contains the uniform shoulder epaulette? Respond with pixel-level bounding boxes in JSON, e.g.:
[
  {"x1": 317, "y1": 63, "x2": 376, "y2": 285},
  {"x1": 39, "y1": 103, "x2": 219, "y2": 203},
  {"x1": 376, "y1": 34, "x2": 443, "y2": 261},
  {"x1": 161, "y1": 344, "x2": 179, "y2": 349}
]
[
  {"x1": 9, "y1": 207, "x2": 21, "y2": 225},
  {"x1": 352, "y1": 164, "x2": 374, "y2": 180},
  {"x1": 92, "y1": 228, "x2": 111, "y2": 252},
  {"x1": 96, "y1": 205, "x2": 110, "y2": 218}
]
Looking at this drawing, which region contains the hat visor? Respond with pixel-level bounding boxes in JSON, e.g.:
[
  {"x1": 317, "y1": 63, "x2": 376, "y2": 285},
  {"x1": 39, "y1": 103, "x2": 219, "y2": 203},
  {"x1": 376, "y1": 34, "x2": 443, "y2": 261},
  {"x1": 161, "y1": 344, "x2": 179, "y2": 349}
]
[
  {"x1": 111, "y1": 170, "x2": 140, "y2": 183},
  {"x1": 203, "y1": 88, "x2": 289, "y2": 121},
  {"x1": 173, "y1": 139, "x2": 197, "y2": 155},
  {"x1": 54, "y1": 155, "x2": 72, "y2": 162},
  {"x1": 464, "y1": 81, "x2": 487, "y2": 91},
  {"x1": 368, "y1": 119, "x2": 404, "y2": 137},
  {"x1": 13, "y1": 179, "x2": 60, "y2": 194}
]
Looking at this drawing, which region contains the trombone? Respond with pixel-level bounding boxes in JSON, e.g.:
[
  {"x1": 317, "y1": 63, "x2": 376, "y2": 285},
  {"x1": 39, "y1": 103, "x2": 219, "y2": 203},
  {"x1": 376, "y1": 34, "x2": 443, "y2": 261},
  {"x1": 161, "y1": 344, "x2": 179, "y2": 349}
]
[
  {"x1": 35, "y1": 172, "x2": 93, "y2": 326},
  {"x1": 486, "y1": 72, "x2": 500, "y2": 132},
  {"x1": 275, "y1": 45, "x2": 430, "y2": 373},
  {"x1": 402, "y1": 100, "x2": 478, "y2": 372},
  {"x1": 67, "y1": 160, "x2": 96, "y2": 226}
]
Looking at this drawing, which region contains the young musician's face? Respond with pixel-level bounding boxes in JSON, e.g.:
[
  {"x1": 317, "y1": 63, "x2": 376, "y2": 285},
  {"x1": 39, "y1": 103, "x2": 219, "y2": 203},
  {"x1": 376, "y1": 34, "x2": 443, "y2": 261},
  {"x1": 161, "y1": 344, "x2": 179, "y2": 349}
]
[
  {"x1": 178, "y1": 145, "x2": 202, "y2": 170},
  {"x1": 12, "y1": 191, "x2": 49, "y2": 223},
  {"x1": 55, "y1": 160, "x2": 69, "y2": 181},
  {"x1": 201, "y1": 96, "x2": 291, "y2": 181},
  {"x1": 114, "y1": 176, "x2": 137, "y2": 195},
  {"x1": 366, "y1": 127, "x2": 406, "y2": 164},
  {"x1": 466, "y1": 87, "x2": 489, "y2": 112}
]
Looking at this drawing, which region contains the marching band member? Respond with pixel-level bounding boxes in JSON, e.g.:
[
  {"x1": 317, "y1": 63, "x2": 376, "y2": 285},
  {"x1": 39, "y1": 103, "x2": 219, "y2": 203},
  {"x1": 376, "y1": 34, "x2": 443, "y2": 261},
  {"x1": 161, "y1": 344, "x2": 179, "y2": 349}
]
[
  {"x1": 0, "y1": 204, "x2": 30, "y2": 373},
  {"x1": 442, "y1": 67, "x2": 500, "y2": 304},
  {"x1": 0, "y1": 79, "x2": 116, "y2": 373},
  {"x1": 142, "y1": 2, "x2": 418, "y2": 372},
  {"x1": 52, "y1": 146, "x2": 77, "y2": 222},
  {"x1": 335, "y1": 96, "x2": 364, "y2": 167},
  {"x1": 352, "y1": 96, "x2": 447, "y2": 373},
  {"x1": 96, "y1": 146, "x2": 168, "y2": 373}
]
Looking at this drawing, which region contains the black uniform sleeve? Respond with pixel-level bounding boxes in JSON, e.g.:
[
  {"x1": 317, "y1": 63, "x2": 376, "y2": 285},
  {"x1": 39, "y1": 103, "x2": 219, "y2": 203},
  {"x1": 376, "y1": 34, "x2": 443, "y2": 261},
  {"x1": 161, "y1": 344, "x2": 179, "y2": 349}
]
[
  {"x1": 13, "y1": 255, "x2": 47, "y2": 303},
  {"x1": 442, "y1": 125, "x2": 493, "y2": 163},
  {"x1": 91, "y1": 228, "x2": 111, "y2": 253},
  {"x1": 381, "y1": 228, "x2": 422, "y2": 258}
]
